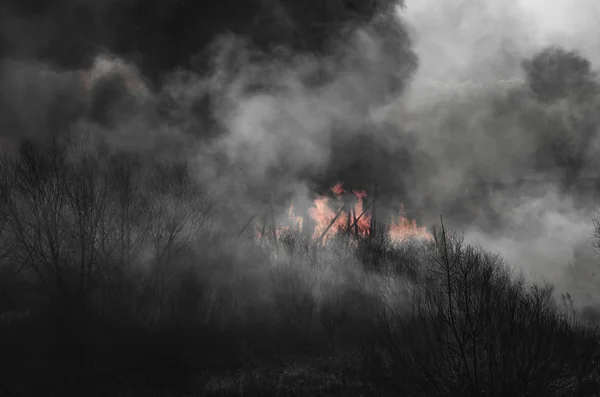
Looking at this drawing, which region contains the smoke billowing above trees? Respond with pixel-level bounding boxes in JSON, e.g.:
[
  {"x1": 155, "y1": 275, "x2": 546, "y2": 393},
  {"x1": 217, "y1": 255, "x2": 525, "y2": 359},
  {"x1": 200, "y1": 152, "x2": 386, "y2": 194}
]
[
  {"x1": 1, "y1": 0, "x2": 600, "y2": 284},
  {"x1": 2, "y1": 1, "x2": 600, "y2": 395}
]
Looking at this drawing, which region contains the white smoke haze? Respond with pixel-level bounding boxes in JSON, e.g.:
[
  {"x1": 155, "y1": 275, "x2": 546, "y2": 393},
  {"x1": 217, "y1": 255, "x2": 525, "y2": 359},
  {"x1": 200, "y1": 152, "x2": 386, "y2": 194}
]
[
  {"x1": 464, "y1": 189, "x2": 593, "y2": 278},
  {"x1": 402, "y1": 0, "x2": 600, "y2": 82}
]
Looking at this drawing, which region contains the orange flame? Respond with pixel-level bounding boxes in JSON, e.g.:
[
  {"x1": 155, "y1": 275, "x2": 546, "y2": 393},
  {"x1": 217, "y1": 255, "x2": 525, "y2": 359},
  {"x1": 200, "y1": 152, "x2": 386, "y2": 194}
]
[
  {"x1": 308, "y1": 196, "x2": 346, "y2": 241},
  {"x1": 331, "y1": 183, "x2": 345, "y2": 198},
  {"x1": 389, "y1": 204, "x2": 432, "y2": 242},
  {"x1": 348, "y1": 189, "x2": 371, "y2": 238},
  {"x1": 255, "y1": 184, "x2": 432, "y2": 243}
]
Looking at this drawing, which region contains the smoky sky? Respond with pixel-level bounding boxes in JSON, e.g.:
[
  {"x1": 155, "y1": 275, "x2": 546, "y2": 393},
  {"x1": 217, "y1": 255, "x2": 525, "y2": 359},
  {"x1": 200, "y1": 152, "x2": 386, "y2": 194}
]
[
  {"x1": 0, "y1": 0, "x2": 404, "y2": 80},
  {"x1": 0, "y1": 0, "x2": 415, "y2": 159},
  {"x1": 2, "y1": 0, "x2": 600, "y2": 291},
  {"x1": 0, "y1": 0, "x2": 417, "y2": 199},
  {"x1": 395, "y1": 0, "x2": 600, "y2": 295}
]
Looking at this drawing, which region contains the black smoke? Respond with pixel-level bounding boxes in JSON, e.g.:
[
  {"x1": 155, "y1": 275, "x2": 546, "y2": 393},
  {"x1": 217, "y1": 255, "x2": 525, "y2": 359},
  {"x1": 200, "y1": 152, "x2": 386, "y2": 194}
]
[
  {"x1": 0, "y1": 0, "x2": 405, "y2": 81},
  {"x1": 0, "y1": 0, "x2": 416, "y2": 176}
]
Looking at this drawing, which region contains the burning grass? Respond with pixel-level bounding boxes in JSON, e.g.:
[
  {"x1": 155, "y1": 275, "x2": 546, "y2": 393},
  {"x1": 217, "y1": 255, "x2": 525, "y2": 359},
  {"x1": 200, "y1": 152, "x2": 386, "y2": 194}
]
[{"x1": 256, "y1": 182, "x2": 432, "y2": 245}]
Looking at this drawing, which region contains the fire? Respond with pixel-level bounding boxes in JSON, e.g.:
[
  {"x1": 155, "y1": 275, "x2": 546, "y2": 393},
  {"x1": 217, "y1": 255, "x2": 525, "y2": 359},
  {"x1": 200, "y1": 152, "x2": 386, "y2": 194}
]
[
  {"x1": 304, "y1": 182, "x2": 352, "y2": 241},
  {"x1": 352, "y1": 189, "x2": 371, "y2": 237},
  {"x1": 389, "y1": 204, "x2": 432, "y2": 242},
  {"x1": 308, "y1": 196, "x2": 339, "y2": 240},
  {"x1": 331, "y1": 183, "x2": 345, "y2": 198},
  {"x1": 254, "y1": 183, "x2": 431, "y2": 244}
]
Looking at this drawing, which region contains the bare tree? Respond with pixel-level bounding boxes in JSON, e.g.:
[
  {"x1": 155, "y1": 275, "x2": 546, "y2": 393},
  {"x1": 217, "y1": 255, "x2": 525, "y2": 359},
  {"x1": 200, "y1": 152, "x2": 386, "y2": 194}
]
[
  {"x1": 0, "y1": 138, "x2": 74, "y2": 306},
  {"x1": 376, "y1": 222, "x2": 598, "y2": 396},
  {"x1": 61, "y1": 139, "x2": 115, "y2": 312},
  {"x1": 106, "y1": 150, "x2": 151, "y2": 270},
  {"x1": 139, "y1": 161, "x2": 213, "y2": 327}
]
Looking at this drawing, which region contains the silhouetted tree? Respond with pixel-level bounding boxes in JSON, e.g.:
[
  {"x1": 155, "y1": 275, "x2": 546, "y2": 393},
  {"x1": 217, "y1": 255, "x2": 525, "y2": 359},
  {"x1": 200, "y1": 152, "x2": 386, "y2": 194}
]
[
  {"x1": 136, "y1": 161, "x2": 213, "y2": 327},
  {"x1": 0, "y1": 137, "x2": 73, "y2": 306}
]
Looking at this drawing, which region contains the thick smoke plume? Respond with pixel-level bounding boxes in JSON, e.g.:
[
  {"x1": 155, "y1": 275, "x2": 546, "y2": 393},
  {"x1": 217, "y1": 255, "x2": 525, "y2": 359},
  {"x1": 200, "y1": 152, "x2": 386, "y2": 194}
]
[
  {"x1": 0, "y1": 1, "x2": 417, "y2": 233},
  {"x1": 2, "y1": 0, "x2": 600, "y2": 302}
]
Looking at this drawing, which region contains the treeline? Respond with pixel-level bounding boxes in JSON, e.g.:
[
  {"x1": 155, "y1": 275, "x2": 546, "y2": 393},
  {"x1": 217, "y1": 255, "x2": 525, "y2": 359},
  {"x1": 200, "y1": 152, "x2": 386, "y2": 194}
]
[
  {"x1": 0, "y1": 134, "x2": 599, "y2": 396},
  {"x1": 0, "y1": 134, "x2": 218, "y2": 395}
]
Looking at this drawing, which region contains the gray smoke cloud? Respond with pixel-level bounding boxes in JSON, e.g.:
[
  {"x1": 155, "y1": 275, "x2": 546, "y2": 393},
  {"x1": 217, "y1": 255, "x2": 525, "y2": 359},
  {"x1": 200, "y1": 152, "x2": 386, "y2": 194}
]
[
  {"x1": 0, "y1": 10, "x2": 417, "y2": 232},
  {"x1": 385, "y1": 0, "x2": 600, "y2": 307},
  {"x1": 402, "y1": 0, "x2": 600, "y2": 81},
  {"x1": 2, "y1": 0, "x2": 600, "y2": 309}
]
